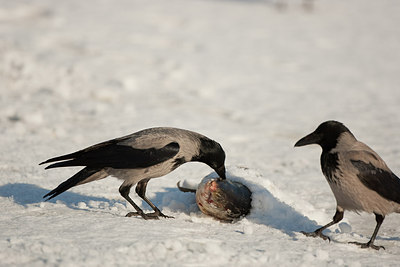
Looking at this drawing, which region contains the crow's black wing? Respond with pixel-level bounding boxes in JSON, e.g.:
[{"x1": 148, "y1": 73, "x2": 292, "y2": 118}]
[
  {"x1": 351, "y1": 158, "x2": 400, "y2": 204},
  {"x1": 40, "y1": 140, "x2": 180, "y2": 169}
]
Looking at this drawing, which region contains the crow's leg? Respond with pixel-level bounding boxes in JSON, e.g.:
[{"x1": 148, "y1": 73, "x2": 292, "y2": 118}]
[
  {"x1": 349, "y1": 213, "x2": 385, "y2": 250},
  {"x1": 134, "y1": 179, "x2": 173, "y2": 219},
  {"x1": 302, "y1": 209, "x2": 344, "y2": 241},
  {"x1": 119, "y1": 183, "x2": 153, "y2": 220}
]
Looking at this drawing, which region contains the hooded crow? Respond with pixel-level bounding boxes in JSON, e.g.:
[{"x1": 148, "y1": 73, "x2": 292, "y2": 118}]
[
  {"x1": 295, "y1": 120, "x2": 400, "y2": 250},
  {"x1": 40, "y1": 127, "x2": 226, "y2": 220}
]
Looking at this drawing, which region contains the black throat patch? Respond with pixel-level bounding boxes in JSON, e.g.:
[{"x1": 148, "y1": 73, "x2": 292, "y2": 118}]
[{"x1": 321, "y1": 152, "x2": 341, "y2": 184}]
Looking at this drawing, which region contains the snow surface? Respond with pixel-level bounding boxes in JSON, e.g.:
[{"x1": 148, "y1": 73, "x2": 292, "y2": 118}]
[{"x1": 1, "y1": 0, "x2": 400, "y2": 266}]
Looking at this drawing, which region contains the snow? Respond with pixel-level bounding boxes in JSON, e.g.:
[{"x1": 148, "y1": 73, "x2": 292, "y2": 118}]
[{"x1": 1, "y1": 0, "x2": 400, "y2": 265}]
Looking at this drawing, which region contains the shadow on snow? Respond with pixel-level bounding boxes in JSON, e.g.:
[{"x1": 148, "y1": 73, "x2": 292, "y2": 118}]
[
  {"x1": 0, "y1": 183, "x2": 111, "y2": 207},
  {"x1": 1, "y1": 181, "x2": 317, "y2": 238}
]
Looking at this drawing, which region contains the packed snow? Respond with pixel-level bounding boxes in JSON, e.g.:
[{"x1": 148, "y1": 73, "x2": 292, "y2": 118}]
[{"x1": 1, "y1": 0, "x2": 400, "y2": 266}]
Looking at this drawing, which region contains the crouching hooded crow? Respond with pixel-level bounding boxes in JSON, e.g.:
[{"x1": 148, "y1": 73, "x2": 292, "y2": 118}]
[
  {"x1": 40, "y1": 127, "x2": 226, "y2": 220},
  {"x1": 295, "y1": 120, "x2": 400, "y2": 250}
]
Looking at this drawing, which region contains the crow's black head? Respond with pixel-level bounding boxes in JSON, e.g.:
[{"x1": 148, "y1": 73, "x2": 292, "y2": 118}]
[
  {"x1": 193, "y1": 137, "x2": 226, "y2": 179},
  {"x1": 295, "y1": 120, "x2": 352, "y2": 152}
]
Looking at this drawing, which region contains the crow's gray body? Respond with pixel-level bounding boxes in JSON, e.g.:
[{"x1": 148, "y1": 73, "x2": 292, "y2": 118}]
[
  {"x1": 325, "y1": 132, "x2": 400, "y2": 215},
  {"x1": 295, "y1": 121, "x2": 400, "y2": 250},
  {"x1": 41, "y1": 127, "x2": 226, "y2": 219}
]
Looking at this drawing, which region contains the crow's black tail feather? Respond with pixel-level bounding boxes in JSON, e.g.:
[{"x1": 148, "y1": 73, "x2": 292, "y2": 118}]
[
  {"x1": 43, "y1": 160, "x2": 85, "y2": 170},
  {"x1": 39, "y1": 151, "x2": 81, "y2": 166},
  {"x1": 43, "y1": 167, "x2": 101, "y2": 200}
]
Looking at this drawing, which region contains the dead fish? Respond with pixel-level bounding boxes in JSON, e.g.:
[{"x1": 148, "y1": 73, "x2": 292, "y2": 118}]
[{"x1": 178, "y1": 176, "x2": 252, "y2": 222}]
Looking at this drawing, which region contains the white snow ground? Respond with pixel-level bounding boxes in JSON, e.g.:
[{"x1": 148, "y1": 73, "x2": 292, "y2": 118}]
[{"x1": 1, "y1": 0, "x2": 400, "y2": 265}]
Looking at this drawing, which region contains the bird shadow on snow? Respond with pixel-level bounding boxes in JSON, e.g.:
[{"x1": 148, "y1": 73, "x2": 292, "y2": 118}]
[
  {"x1": 0, "y1": 183, "x2": 113, "y2": 208},
  {"x1": 1, "y1": 180, "x2": 317, "y2": 239},
  {"x1": 0, "y1": 182, "x2": 195, "y2": 216}
]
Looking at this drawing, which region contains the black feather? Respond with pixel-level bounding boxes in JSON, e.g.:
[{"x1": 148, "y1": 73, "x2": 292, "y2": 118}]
[
  {"x1": 41, "y1": 142, "x2": 180, "y2": 170},
  {"x1": 351, "y1": 160, "x2": 400, "y2": 204},
  {"x1": 39, "y1": 138, "x2": 127, "y2": 165},
  {"x1": 321, "y1": 152, "x2": 341, "y2": 184},
  {"x1": 43, "y1": 167, "x2": 101, "y2": 200}
]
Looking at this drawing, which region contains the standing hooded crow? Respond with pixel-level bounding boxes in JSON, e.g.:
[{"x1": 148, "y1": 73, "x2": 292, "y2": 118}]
[
  {"x1": 40, "y1": 127, "x2": 226, "y2": 220},
  {"x1": 295, "y1": 120, "x2": 400, "y2": 250}
]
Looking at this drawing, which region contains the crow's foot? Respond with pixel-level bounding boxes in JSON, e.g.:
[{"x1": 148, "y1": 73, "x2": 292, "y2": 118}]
[
  {"x1": 349, "y1": 241, "x2": 385, "y2": 250},
  {"x1": 125, "y1": 211, "x2": 174, "y2": 220},
  {"x1": 301, "y1": 230, "x2": 331, "y2": 242}
]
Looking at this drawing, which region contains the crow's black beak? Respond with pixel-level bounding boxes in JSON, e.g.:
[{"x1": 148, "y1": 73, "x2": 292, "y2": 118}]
[
  {"x1": 215, "y1": 165, "x2": 226, "y2": 179},
  {"x1": 294, "y1": 132, "x2": 320, "y2": 147}
]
